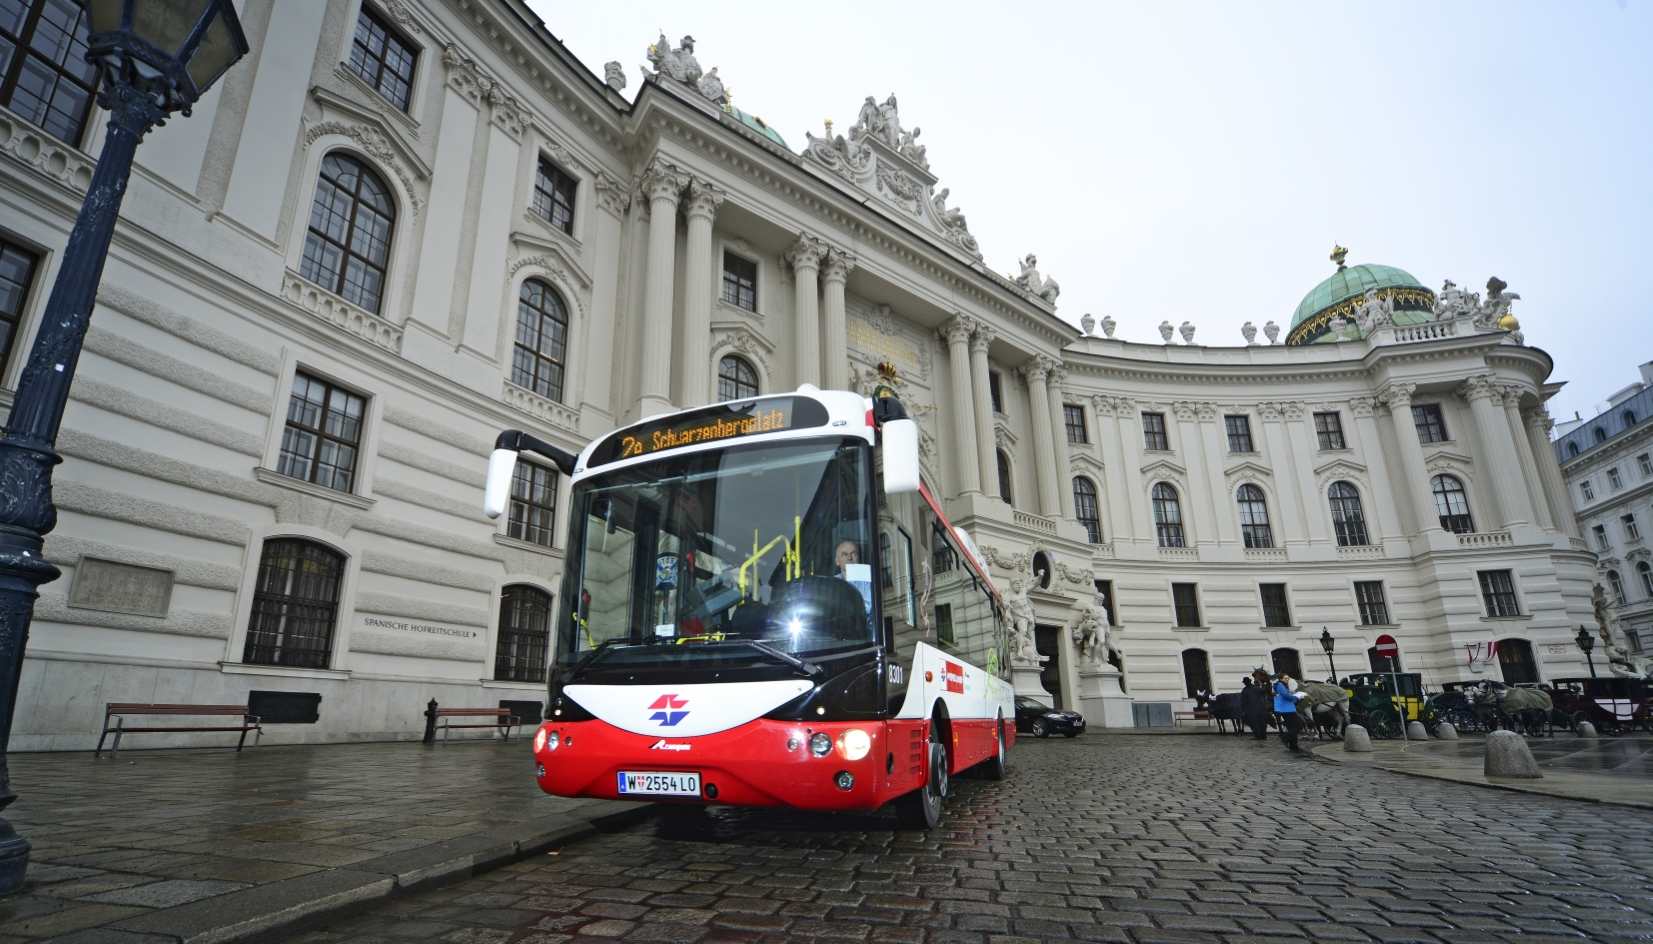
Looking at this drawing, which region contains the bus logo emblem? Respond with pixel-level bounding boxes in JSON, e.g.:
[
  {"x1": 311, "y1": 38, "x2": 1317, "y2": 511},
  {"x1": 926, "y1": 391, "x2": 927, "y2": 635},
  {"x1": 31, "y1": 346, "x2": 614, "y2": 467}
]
[
  {"x1": 943, "y1": 662, "x2": 965, "y2": 694},
  {"x1": 648, "y1": 695, "x2": 690, "y2": 726}
]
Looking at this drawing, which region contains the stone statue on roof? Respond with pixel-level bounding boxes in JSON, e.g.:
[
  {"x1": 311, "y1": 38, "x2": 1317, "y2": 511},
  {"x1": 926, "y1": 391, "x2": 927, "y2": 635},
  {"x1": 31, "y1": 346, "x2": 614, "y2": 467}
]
[
  {"x1": 1432, "y1": 279, "x2": 1472, "y2": 320},
  {"x1": 899, "y1": 126, "x2": 928, "y2": 170},
  {"x1": 644, "y1": 33, "x2": 702, "y2": 89},
  {"x1": 603, "y1": 61, "x2": 626, "y2": 92},
  {"x1": 1015, "y1": 254, "x2": 1060, "y2": 305},
  {"x1": 697, "y1": 67, "x2": 726, "y2": 105},
  {"x1": 878, "y1": 94, "x2": 903, "y2": 147}
]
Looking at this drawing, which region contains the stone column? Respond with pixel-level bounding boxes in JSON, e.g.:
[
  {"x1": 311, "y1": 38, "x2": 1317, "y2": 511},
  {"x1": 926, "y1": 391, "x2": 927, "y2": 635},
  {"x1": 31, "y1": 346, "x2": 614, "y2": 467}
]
[
  {"x1": 1381, "y1": 383, "x2": 1443, "y2": 533},
  {"x1": 786, "y1": 235, "x2": 826, "y2": 388},
  {"x1": 1498, "y1": 386, "x2": 1553, "y2": 531},
  {"x1": 1048, "y1": 367, "x2": 1075, "y2": 519},
  {"x1": 577, "y1": 173, "x2": 629, "y2": 426},
  {"x1": 1021, "y1": 357, "x2": 1063, "y2": 517},
  {"x1": 969, "y1": 325, "x2": 998, "y2": 497},
  {"x1": 679, "y1": 179, "x2": 725, "y2": 408},
  {"x1": 1461, "y1": 375, "x2": 1533, "y2": 528},
  {"x1": 1349, "y1": 396, "x2": 1404, "y2": 541},
  {"x1": 1524, "y1": 408, "x2": 1579, "y2": 537},
  {"x1": 939, "y1": 316, "x2": 982, "y2": 495},
  {"x1": 819, "y1": 249, "x2": 855, "y2": 392},
  {"x1": 638, "y1": 158, "x2": 686, "y2": 417}
]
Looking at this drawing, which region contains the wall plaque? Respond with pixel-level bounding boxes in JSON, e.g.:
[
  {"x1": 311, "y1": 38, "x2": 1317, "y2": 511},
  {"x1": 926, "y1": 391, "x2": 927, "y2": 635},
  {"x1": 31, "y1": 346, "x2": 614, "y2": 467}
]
[{"x1": 67, "y1": 557, "x2": 174, "y2": 617}]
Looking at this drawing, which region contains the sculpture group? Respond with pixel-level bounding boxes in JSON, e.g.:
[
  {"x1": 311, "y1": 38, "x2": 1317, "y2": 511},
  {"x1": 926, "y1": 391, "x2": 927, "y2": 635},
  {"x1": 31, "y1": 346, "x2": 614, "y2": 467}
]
[{"x1": 642, "y1": 33, "x2": 728, "y2": 105}]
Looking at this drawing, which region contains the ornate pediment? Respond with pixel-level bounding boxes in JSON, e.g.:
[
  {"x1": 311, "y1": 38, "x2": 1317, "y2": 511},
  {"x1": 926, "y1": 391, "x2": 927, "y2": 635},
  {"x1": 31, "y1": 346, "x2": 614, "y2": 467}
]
[
  {"x1": 1424, "y1": 450, "x2": 1475, "y2": 476},
  {"x1": 1222, "y1": 459, "x2": 1274, "y2": 483},
  {"x1": 508, "y1": 234, "x2": 590, "y2": 290},
  {"x1": 1139, "y1": 458, "x2": 1187, "y2": 481},
  {"x1": 1071, "y1": 452, "x2": 1105, "y2": 480},
  {"x1": 801, "y1": 96, "x2": 982, "y2": 261}
]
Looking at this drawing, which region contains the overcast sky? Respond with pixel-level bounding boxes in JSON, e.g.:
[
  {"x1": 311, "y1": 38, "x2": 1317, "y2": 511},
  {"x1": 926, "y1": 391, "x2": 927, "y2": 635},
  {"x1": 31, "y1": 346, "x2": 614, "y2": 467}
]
[{"x1": 527, "y1": 1, "x2": 1652, "y2": 425}]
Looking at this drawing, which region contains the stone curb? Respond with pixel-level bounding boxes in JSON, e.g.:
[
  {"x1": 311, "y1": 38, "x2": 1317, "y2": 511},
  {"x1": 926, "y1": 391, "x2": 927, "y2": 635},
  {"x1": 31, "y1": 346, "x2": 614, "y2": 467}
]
[
  {"x1": 1305, "y1": 740, "x2": 1653, "y2": 810},
  {"x1": 80, "y1": 801, "x2": 655, "y2": 944}
]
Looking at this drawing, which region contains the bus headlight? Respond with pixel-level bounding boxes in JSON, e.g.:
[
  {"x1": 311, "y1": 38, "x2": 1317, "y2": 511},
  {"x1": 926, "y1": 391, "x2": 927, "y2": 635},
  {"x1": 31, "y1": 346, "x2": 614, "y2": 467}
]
[
  {"x1": 534, "y1": 726, "x2": 549, "y2": 752},
  {"x1": 809, "y1": 732, "x2": 832, "y2": 757},
  {"x1": 538, "y1": 730, "x2": 559, "y2": 752},
  {"x1": 837, "y1": 728, "x2": 871, "y2": 761}
]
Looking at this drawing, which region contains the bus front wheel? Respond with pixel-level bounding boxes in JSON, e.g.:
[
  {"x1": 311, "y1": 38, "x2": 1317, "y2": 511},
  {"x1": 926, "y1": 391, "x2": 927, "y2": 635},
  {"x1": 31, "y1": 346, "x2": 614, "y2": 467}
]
[{"x1": 896, "y1": 730, "x2": 947, "y2": 829}]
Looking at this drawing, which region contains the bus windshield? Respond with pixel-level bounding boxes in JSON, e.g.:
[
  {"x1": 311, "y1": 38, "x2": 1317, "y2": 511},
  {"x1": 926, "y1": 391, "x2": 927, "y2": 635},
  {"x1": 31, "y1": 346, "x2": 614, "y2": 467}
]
[{"x1": 557, "y1": 437, "x2": 876, "y2": 664}]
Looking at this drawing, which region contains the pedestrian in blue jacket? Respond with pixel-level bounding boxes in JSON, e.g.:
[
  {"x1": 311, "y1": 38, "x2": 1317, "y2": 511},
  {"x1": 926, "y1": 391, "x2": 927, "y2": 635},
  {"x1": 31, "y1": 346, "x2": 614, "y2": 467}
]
[{"x1": 1273, "y1": 675, "x2": 1305, "y2": 752}]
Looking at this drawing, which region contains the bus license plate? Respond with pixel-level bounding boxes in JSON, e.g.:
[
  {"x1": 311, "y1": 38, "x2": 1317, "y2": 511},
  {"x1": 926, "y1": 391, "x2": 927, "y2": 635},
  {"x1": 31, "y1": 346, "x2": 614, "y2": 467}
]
[{"x1": 617, "y1": 771, "x2": 701, "y2": 796}]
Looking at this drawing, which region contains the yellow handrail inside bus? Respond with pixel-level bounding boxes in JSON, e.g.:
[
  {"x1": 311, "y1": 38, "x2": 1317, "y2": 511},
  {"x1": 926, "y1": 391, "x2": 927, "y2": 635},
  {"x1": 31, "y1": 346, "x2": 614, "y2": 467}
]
[{"x1": 737, "y1": 517, "x2": 802, "y2": 599}]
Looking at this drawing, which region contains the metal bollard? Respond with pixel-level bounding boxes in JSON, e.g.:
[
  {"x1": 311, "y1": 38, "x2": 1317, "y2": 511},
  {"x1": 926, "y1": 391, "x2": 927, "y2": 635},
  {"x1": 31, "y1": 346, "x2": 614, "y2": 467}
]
[{"x1": 423, "y1": 698, "x2": 438, "y2": 744}]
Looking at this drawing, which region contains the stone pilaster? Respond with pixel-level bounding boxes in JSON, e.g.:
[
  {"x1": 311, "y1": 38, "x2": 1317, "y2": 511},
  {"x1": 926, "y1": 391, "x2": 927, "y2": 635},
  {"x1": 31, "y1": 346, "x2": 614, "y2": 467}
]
[
  {"x1": 819, "y1": 249, "x2": 855, "y2": 392},
  {"x1": 1048, "y1": 367, "x2": 1075, "y2": 519},
  {"x1": 785, "y1": 235, "x2": 826, "y2": 388},
  {"x1": 1460, "y1": 375, "x2": 1532, "y2": 528},
  {"x1": 1380, "y1": 383, "x2": 1443, "y2": 534},
  {"x1": 969, "y1": 325, "x2": 998, "y2": 498},
  {"x1": 1498, "y1": 385, "x2": 1552, "y2": 531},
  {"x1": 1348, "y1": 396, "x2": 1404, "y2": 542},
  {"x1": 1021, "y1": 356, "x2": 1062, "y2": 517},
  {"x1": 679, "y1": 179, "x2": 725, "y2": 407},
  {"x1": 637, "y1": 157, "x2": 687, "y2": 417},
  {"x1": 1525, "y1": 407, "x2": 1579, "y2": 537},
  {"x1": 939, "y1": 315, "x2": 982, "y2": 495}
]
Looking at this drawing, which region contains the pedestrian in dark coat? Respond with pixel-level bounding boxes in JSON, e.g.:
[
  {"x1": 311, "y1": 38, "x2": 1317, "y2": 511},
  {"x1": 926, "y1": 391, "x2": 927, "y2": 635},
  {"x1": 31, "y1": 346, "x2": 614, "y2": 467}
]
[
  {"x1": 1273, "y1": 675, "x2": 1306, "y2": 752},
  {"x1": 1239, "y1": 677, "x2": 1270, "y2": 740}
]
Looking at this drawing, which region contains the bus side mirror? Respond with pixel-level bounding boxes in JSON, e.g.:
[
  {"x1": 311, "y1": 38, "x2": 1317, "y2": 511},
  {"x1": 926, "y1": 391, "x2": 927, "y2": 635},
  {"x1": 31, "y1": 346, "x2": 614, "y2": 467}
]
[
  {"x1": 882, "y1": 419, "x2": 920, "y2": 494},
  {"x1": 483, "y1": 449, "x2": 518, "y2": 519}
]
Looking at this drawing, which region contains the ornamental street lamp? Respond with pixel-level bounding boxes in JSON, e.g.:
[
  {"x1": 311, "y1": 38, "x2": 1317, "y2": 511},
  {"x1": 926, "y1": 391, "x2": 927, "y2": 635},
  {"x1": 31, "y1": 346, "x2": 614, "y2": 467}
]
[
  {"x1": 0, "y1": 0, "x2": 247, "y2": 895},
  {"x1": 1318, "y1": 627, "x2": 1336, "y2": 683},
  {"x1": 1575, "y1": 625, "x2": 1597, "y2": 678}
]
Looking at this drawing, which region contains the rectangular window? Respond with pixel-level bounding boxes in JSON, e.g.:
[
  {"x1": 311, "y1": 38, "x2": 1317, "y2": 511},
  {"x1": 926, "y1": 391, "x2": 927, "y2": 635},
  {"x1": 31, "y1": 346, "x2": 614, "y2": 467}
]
[
  {"x1": 1581, "y1": 480, "x2": 1594, "y2": 502},
  {"x1": 1594, "y1": 524, "x2": 1610, "y2": 551},
  {"x1": 1624, "y1": 514, "x2": 1641, "y2": 542},
  {"x1": 1171, "y1": 583, "x2": 1200, "y2": 627},
  {"x1": 1063, "y1": 403, "x2": 1088, "y2": 444},
  {"x1": 988, "y1": 372, "x2": 1004, "y2": 413},
  {"x1": 1478, "y1": 570, "x2": 1521, "y2": 618},
  {"x1": 508, "y1": 460, "x2": 558, "y2": 547},
  {"x1": 0, "y1": 236, "x2": 40, "y2": 377},
  {"x1": 532, "y1": 159, "x2": 577, "y2": 235},
  {"x1": 1142, "y1": 412, "x2": 1169, "y2": 450},
  {"x1": 1639, "y1": 453, "x2": 1652, "y2": 477},
  {"x1": 1412, "y1": 404, "x2": 1448, "y2": 443},
  {"x1": 721, "y1": 251, "x2": 757, "y2": 311},
  {"x1": 0, "y1": 0, "x2": 98, "y2": 145},
  {"x1": 277, "y1": 372, "x2": 367, "y2": 493},
  {"x1": 934, "y1": 602, "x2": 954, "y2": 647},
  {"x1": 1225, "y1": 415, "x2": 1254, "y2": 453},
  {"x1": 1355, "y1": 581, "x2": 1389, "y2": 626},
  {"x1": 1314, "y1": 411, "x2": 1346, "y2": 450},
  {"x1": 1259, "y1": 583, "x2": 1291, "y2": 627},
  {"x1": 1608, "y1": 467, "x2": 1623, "y2": 489},
  {"x1": 347, "y1": 5, "x2": 418, "y2": 111}
]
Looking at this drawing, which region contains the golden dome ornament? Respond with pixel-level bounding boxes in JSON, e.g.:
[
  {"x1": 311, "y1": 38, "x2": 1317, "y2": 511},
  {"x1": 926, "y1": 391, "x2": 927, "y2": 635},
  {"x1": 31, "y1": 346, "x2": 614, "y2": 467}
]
[
  {"x1": 1498, "y1": 314, "x2": 1520, "y2": 331},
  {"x1": 1330, "y1": 245, "x2": 1348, "y2": 270}
]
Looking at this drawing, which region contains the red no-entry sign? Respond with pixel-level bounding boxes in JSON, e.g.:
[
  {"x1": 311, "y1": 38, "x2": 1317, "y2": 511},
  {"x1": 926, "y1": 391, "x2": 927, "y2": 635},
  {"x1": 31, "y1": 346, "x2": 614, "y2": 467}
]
[{"x1": 1374, "y1": 634, "x2": 1399, "y2": 660}]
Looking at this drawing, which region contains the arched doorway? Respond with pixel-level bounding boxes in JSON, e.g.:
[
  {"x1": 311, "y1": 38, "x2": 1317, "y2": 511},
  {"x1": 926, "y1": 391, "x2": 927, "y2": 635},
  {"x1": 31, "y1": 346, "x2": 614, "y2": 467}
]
[
  {"x1": 1367, "y1": 646, "x2": 1403, "y2": 673},
  {"x1": 1498, "y1": 639, "x2": 1539, "y2": 684},
  {"x1": 1182, "y1": 648, "x2": 1212, "y2": 697},
  {"x1": 1271, "y1": 647, "x2": 1303, "y2": 680},
  {"x1": 1035, "y1": 623, "x2": 1064, "y2": 708}
]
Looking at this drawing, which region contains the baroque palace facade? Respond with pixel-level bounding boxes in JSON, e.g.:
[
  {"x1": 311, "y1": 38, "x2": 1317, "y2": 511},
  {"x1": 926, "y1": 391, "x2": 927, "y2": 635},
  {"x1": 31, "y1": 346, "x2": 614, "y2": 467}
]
[{"x1": 0, "y1": 0, "x2": 1598, "y2": 746}]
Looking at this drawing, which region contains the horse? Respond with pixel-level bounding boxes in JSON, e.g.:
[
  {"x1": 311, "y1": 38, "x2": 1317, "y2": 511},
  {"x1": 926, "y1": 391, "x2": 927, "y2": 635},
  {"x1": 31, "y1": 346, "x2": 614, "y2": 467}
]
[
  {"x1": 1293, "y1": 681, "x2": 1352, "y2": 739},
  {"x1": 1467, "y1": 680, "x2": 1553, "y2": 736},
  {"x1": 1193, "y1": 690, "x2": 1246, "y2": 735}
]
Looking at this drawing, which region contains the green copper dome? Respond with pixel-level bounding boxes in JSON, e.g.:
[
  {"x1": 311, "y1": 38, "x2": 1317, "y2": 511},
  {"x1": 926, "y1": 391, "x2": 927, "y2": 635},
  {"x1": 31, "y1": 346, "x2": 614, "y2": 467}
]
[
  {"x1": 723, "y1": 104, "x2": 786, "y2": 148},
  {"x1": 1287, "y1": 258, "x2": 1436, "y2": 345}
]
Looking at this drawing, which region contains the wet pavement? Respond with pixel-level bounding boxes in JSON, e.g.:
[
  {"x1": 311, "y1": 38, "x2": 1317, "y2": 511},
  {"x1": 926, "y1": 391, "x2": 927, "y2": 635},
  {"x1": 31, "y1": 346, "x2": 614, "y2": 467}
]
[
  {"x1": 295, "y1": 733, "x2": 1653, "y2": 944},
  {"x1": 1430, "y1": 736, "x2": 1653, "y2": 780}
]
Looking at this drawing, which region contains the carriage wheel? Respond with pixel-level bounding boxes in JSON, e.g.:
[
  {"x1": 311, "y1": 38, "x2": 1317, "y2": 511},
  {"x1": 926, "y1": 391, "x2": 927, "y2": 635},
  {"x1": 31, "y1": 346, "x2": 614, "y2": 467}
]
[
  {"x1": 1450, "y1": 708, "x2": 1483, "y2": 733},
  {"x1": 1601, "y1": 717, "x2": 1626, "y2": 737},
  {"x1": 1367, "y1": 710, "x2": 1399, "y2": 740}
]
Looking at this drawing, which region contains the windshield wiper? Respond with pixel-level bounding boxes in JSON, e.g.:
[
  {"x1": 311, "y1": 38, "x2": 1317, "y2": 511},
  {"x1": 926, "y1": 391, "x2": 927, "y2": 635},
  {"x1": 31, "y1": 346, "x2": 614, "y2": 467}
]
[
  {"x1": 727, "y1": 639, "x2": 824, "y2": 678},
  {"x1": 558, "y1": 637, "x2": 633, "y2": 684}
]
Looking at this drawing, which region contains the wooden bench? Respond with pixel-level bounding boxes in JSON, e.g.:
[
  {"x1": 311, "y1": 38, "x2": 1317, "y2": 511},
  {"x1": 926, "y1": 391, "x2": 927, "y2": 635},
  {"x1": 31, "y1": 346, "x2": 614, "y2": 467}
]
[
  {"x1": 1173, "y1": 709, "x2": 1212, "y2": 726},
  {"x1": 435, "y1": 707, "x2": 522, "y2": 743},
  {"x1": 96, "y1": 704, "x2": 261, "y2": 759}
]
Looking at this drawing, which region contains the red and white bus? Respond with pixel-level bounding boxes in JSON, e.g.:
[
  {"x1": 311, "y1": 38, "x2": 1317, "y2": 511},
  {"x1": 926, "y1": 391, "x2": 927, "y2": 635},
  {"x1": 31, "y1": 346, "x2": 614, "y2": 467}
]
[{"x1": 483, "y1": 386, "x2": 1013, "y2": 828}]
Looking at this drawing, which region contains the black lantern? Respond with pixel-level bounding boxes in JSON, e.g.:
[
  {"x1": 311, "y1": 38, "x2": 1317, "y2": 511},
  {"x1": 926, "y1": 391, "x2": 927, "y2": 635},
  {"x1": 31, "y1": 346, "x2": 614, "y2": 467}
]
[
  {"x1": 0, "y1": 0, "x2": 247, "y2": 898},
  {"x1": 1575, "y1": 625, "x2": 1597, "y2": 678},
  {"x1": 1318, "y1": 628, "x2": 1336, "y2": 682},
  {"x1": 88, "y1": 0, "x2": 248, "y2": 115}
]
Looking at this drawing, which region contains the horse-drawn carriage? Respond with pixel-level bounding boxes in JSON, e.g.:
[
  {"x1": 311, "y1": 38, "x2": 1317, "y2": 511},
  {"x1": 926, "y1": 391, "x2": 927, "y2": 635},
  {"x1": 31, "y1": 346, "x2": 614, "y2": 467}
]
[
  {"x1": 1545, "y1": 676, "x2": 1649, "y2": 737},
  {"x1": 1341, "y1": 672, "x2": 1425, "y2": 740}
]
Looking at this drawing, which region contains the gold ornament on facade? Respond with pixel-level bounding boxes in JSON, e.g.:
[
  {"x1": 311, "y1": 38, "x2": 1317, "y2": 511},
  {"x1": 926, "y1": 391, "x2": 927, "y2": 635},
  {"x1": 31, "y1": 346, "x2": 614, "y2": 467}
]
[
  {"x1": 1330, "y1": 245, "x2": 1348, "y2": 269},
  {"x1": 1286, "y1": 286, "x2": 1438, "y2": 345}
]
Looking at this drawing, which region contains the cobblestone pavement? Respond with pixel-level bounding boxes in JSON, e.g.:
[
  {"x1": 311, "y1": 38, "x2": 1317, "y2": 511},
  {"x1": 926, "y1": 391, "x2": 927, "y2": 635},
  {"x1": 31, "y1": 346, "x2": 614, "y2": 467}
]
[
  {"x1": 296, "y1": 733, "x2": 1653, "y2": 944},
  {"x1": 2, "y1": 739, "x2": 601, "y2": 941}
]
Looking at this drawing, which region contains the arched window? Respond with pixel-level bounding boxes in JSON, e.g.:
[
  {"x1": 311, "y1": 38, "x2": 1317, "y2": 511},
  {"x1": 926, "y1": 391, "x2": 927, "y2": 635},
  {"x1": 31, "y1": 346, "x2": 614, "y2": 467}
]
[
  {"x1": 1152, "y1": 483, "x2": 1184, "y2": 547},
  {"x1": 1431, "y1": 474, "x2": 1474, "y2": 533},
  {"x1": 243, "y1": 539, "x2": 345, "y2": 669},
  {"x1": 1237, "y1": 484, "x2": 1272, "y2": 548},
  {"x1": 1271, "y1": 647, "x2": 1303, "y2": 680},
  {"x1": 495, "y1": 585, "x2": 552, "y2": 682},
  {"x1": 512, "y1": 279, "x2": 569, "y2": 402},
  {"x1": 1327, "y1": 481, "x2": 1368, "y2": 547},
  {"x1": 1594, "y1": 427, "x2": 1608, "y2": 444},
  {"x1": 301, "y1": 153, "x2": 395, "y2": 313},
  {"x1": 1568, "y1": 442, "x2": 1580, "y2": 458},
  {"x1": 1625, "y1": 410, "x2": 1638, "y2": 427},
  {"x1": 996, "y1": 450, "x2": 1013, "y2": 504},
  {"x1": 1639, "y1": 561, "x2": 1653, "y2": 597},
  {"x1": 1607, "y1": 570, "x2": 1627, "y2": 605},
  {"x1": 717, "y1": 355, "x2": 758, "y2": 401},
  {"x1": 1181, "y1": 649, "x2": 1212, "y2": 699},
  {"x1": 1072, "y1": 477, "x2": 1101, "y2": 544}
]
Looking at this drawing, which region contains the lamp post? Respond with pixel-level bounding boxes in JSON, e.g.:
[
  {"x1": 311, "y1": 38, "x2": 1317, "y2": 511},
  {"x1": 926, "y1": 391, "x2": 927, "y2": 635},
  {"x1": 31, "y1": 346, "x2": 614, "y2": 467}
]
[
  {"x1": 1575, "y1": 625, "x2": 1597, "y2": 678},
  {"x1": 1318, "y1": 627, "x2": 1336, "y2": 683},
  {"x1": 0, "y1": 0, "x2": 247, "y2": 895}
]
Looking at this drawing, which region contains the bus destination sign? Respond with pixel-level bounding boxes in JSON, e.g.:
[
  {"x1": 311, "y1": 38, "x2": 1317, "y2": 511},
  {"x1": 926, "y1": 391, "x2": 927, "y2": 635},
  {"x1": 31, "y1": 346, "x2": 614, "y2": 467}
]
[{"x1": 588, "y1": 397, "x2": 829, "y2": 468}]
